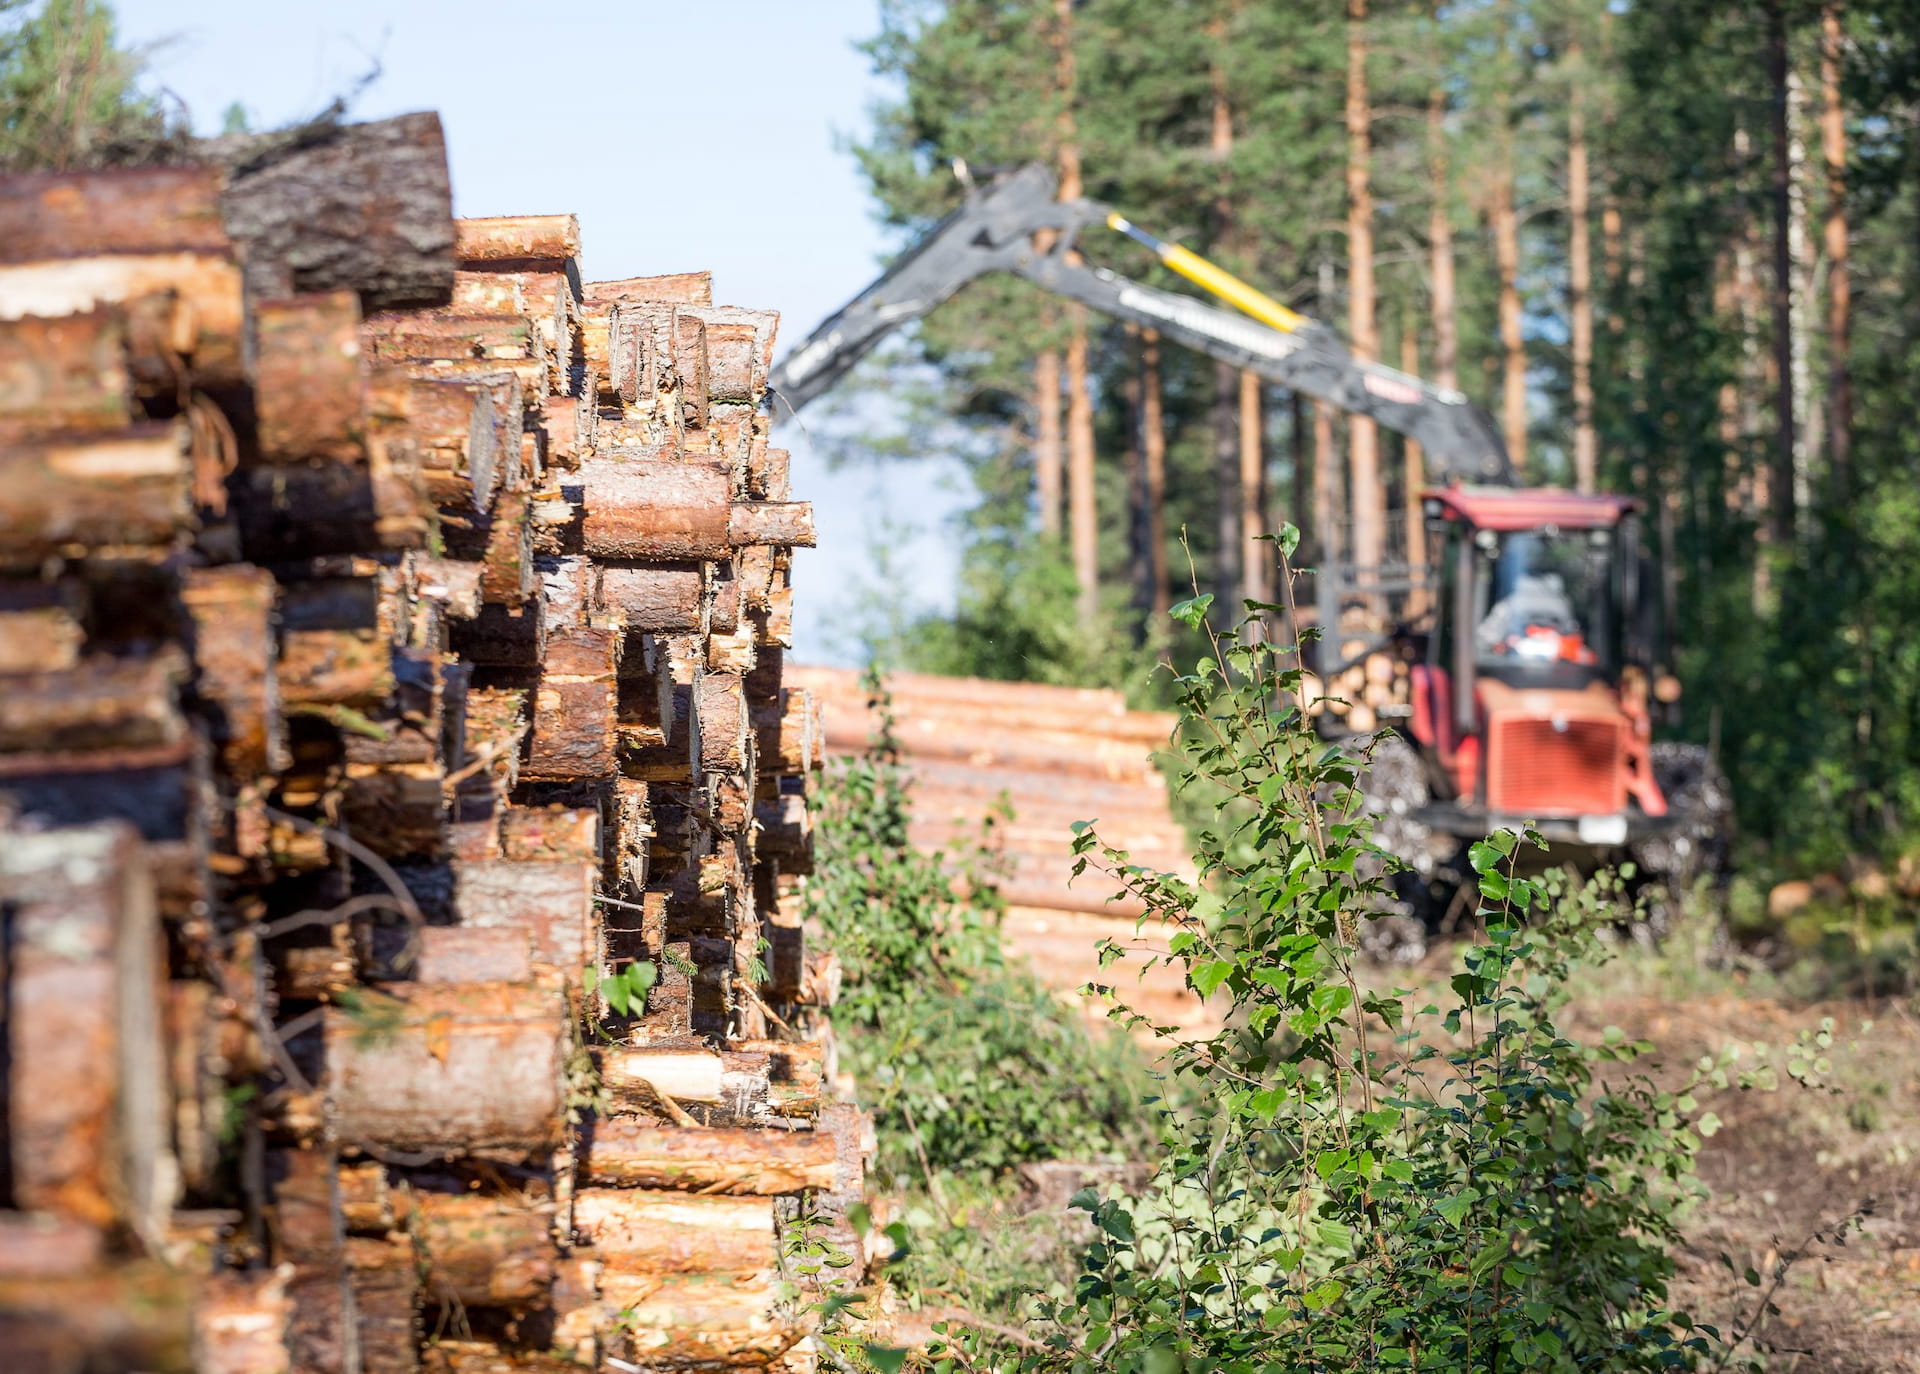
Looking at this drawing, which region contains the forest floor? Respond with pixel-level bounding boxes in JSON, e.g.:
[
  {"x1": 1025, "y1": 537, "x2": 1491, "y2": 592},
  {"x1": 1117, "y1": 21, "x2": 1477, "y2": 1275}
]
[{"x1": 1550, "y1": 955, "x2": 1920, "y2": 1373}]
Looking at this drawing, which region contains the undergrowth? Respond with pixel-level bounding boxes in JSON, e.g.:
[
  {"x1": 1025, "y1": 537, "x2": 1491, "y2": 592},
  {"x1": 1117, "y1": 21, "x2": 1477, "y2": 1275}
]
[
  {"x1": 919, "y1": 533, "x2": 1836, "y2": 1373},
  {"x1": 802, "y1": 669, "x2": 1151, "y2": 1189}
]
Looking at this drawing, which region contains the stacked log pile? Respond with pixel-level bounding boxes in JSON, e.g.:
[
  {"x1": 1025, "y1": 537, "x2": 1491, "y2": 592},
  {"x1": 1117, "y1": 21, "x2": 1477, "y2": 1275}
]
[
  {"x1": 0, "y1": 113, "x2": 868, "y2": 1373},
  {"x1": 1300, "y1": 639, "x2": 1415, "y2": 737},
  {"x1": 786, "y1": 667, "x2": 1216, "y2": 1036}
]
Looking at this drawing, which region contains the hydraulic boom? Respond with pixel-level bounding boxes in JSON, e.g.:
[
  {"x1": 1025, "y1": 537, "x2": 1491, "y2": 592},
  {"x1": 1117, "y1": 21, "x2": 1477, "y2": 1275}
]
[{"x1": 769, "y1": 163, "x2": 1513, "y2": 485}]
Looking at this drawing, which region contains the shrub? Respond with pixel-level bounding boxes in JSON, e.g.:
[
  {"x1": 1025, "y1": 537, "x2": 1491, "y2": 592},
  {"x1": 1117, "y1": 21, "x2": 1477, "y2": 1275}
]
[{"x1": 986, "y1": 539, "x2": 1750, "y2": 1372}]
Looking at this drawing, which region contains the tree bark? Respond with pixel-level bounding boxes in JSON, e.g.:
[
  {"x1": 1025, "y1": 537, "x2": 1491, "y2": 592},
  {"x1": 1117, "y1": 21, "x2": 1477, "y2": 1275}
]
[
  {"x1": 1491, "y1": 11, "x2": 1527, "y2": 474},
  {"x1": 1568, "y1": 44, "x2": 1598, "y2": 493},
  {"x1": 1820, "y1": 2, "x2": 1851, "y2": 493},
  {"x1": 1767, "y1": 0, "x2": 1798, "y2": 546},
  {"x1": 1051, "y1": 0, "x2": 1099, "y2": 618},
  {"x1": 1208, "y1": 11, "x2": 1246, "y2": 616},
  {"x1": 1141, "y1": 331, "x2": 1168, "y2": 620},
  {"x1": 1400, "y1": 324, "x2": 1428, "y2": 617},
  {"x1": 1033, "y1": 349, "x2": 1062, "y2": 536},
  {"x1": 1239, "y1": 371, "x2": 1268, "y2": 605},
  {"x1": 1427, "y1": 43, "x2": 1459, "y2": 395},
  {"x1": 1346, "y1": 0, "x2": 1384, "y2": 572}
]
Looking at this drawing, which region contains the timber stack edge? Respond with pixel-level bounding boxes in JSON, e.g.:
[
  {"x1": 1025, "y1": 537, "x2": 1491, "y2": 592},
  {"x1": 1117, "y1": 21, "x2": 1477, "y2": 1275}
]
[{"x1": 0, "y1": 110, "x2": 876, "y2": 1373}]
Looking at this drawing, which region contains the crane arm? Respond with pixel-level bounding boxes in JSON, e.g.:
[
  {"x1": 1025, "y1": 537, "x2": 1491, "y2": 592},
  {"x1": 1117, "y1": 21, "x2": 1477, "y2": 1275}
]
[{"x1": 768, "y1": 164, "x2": 1513, "y2": 485}]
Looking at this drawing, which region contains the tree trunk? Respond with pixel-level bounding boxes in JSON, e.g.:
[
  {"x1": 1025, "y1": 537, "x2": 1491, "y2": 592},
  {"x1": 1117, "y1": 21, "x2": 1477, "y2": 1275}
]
[
  {"x1": 1142, "y1": 329, "x2": 1169, "y2": 621},
  {"x1": 1208, "y1": 13, "x2": 1243, "y2": 617},
  {"x1": 1213, "y1": 362, "x2": 1241, "y2": 612},
  {"x1": 1345, "y1": 0, "x2": 1384, "y2": 572},
  {"x1": 1052, "y1": 0, "x2": 1098, "y2": 618},
  {"x1": 1568, "y1": 44, "x2": 1597, "y2": 494},
  {"x1": 1033, "y1": 349, "x2": 1062, "y2": 536},
  {"x1": 1239, "y1": 371, "x2": 1268, "y2": 606},
  {"x1": 1426, "y1": 35, "x2": 1459, "y2": 395},
  {"x1": 1767, "y1": 0, "x2": 1797, "y2": 547},
  {"x1": 1492, "y1": 115, "x2": 1526, "y2": 470},
  {"x1": 1400, "y1": 323, "x2": 1428, "y2": 617},
  {"x1": 1313, "y1": 400, "x2": 1339, "y2": 568},
  {"x1": 1820, "y1": 1, "x2": 1850, "y2": 493}
]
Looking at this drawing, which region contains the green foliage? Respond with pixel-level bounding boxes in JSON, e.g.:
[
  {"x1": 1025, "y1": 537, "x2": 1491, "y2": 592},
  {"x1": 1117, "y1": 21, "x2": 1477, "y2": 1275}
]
[
  {"x1": 585, "y1": 959, "x2": 657, "y2": 1017},
  {"x1": 0, "y1": 0, "x2": 178, "y2": 172},
  {"x1": 802, "y1": 669, "x2": 1150, "y2": 1182},
  {"x1": 968, "y1": 562, "x2": 1768, "y2": 1372}
]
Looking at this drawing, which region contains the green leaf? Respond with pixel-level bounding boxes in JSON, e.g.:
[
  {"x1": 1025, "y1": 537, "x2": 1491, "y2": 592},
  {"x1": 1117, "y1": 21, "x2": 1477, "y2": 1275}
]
[
  {"x1": 1302, "y1": 1278, "x2": 1345, "y2": 1311},
  {"x1": 1435, "y1": 1190, "x2": 1475, "y2": 1226},
  {"x1": 864, "y1": 1346, "x2": 909, "y2": 1374},
  {"x1": 1190, "y1": 960, "x2": 1234, "y2": 997},
  {"x1": 1169, "y1": 593, "x2": 1215, "y2": 629}
]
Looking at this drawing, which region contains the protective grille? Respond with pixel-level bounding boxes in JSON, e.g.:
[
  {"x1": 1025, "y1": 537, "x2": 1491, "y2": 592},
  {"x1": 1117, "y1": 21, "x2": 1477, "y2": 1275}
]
[{"x1": 1486, "y1": 715, "x2": 1624, "y2": 817}]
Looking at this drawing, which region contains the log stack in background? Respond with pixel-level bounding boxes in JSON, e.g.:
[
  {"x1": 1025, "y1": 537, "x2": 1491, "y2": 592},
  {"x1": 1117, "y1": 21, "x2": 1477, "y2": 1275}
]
[
  {"x1": 786, "y1": 667, "x2": 1216, "y2": 1037},
  {"x1": 0, "y1": 112, "x2": 869, "y2": 1373}
]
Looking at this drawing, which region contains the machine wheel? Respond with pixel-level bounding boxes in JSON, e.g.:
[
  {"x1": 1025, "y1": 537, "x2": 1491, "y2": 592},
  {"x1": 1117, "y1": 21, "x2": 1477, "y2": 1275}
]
[{"x1": 1628, "y1": 742, "x2": 1734, "y2": 934}]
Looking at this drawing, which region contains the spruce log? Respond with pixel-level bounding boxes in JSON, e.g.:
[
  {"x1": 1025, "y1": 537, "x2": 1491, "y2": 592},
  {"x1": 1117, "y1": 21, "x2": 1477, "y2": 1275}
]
[
  {"x1": 600, "y1": 1045, "x2": 770, "y2": 1123},
  {"x1": 450, "y1": 271, "x2": 524, "y2": 314},
  {"x1": 577, "y1": 454, "x2": 731, "y2": 561},
  {"x1": 0, "y1": 165, "x2": 228, "y2": 260},
  {"x1": 181, "y1": 565, "x2": 286, "y2": 779},
  {"x1": 0, "y1": 422, "x2": 191, "y2": 568},
  {"x1": 0, "y1": 258, "x2": 243, "y2": 385},
  {"x1": 672, "y1": 312, "x2": 710, "y2": 431},
  {"x1": 479, "y1": 489, "x2": 536, "y2": 607},
  {"x1": 341, "y1": 760, "x2": 447, "y2": 857},
  {"x1": 325, "y1": 980, "x2": 570, "y2": 1156},
  {"x1": 414, "y1": 1192, "x2": 558, "y2": 1309},
  {"x1": 571, "y1": 1189, "x2": 775, "y2": 1275},
  {"x1": 278, "y1": 628, "x2": 393, "y2": 708},
  {"x1": 752, "y1": 689, "x2": 814, "y2": 776},
  {"x1": 338, "y1": 1162, "x2": 395, "y2": 1234},
  {"x1": 580, "y1": 1120, "x2": 836, "y2": 1194},
  {"x1": 499, "y1": 805, "x2": 602, "y2": 862},
  {"x1": 525, "y1": 626, "x2": 618, "y2": 780},
  {"x1": 217, "y1": 111, "x2": 456, "y2": 310},
  {"x1": 0, "y1": 309, "x2": 133, "y2": 443},
  {"x1": 680, "y1": 305, "x2": 779, "y2": 401}
]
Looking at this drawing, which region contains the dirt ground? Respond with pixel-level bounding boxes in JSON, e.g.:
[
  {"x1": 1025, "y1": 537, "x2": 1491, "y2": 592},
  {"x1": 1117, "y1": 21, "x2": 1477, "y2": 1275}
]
[{"x1": 1560, "y1": 983, "x2": 1920, "y2": 1372}]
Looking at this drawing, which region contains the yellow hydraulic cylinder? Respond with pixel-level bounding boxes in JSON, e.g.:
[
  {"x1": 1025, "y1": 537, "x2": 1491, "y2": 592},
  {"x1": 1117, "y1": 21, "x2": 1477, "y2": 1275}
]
[{"x1": 1106, "y1": 212, "x2": 1309, "y2": 334}]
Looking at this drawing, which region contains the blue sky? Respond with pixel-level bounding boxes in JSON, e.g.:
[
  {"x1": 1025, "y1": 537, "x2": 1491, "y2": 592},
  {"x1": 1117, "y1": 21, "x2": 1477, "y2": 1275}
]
[{"x1": 114, "y1": 0, "x2": 970, "y2": 662}]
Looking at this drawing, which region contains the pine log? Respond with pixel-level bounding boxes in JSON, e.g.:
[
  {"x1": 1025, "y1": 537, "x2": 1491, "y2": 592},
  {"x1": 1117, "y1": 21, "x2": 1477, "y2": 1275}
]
[
  {"x1": 0, "y1": 652, "x2": 185, "y2": 756},
  {"x1": 346, "y1": 1233, "x2": 421, "y2": 1372},
  {"x1": 577, "y1": 454, "x2": 731, "y2": 561},
  {"x1": 407, "y1": 377, "x2": 498, "y2": 511},
  {"x1": 500, "y1": 805, "x2": 600, "y2": 862},
  {"x1": 453, "y1": 857, "x2": 597, "y2": 973},
  {"x1": 0, "y1": 1265, "x2": 197, "y2": 1373},
  {"x1": 181, "y1": 565, "x2": 287, "y2": 779},
  {"x1": 580, "y1": 1120, "x2": 836, "y2": 1195},
  {"x1": 600, "y1": 1044, "x2": 771, "y2": 1123},
  {"x1": 407, "y1": 925, "x2": 534, "y2": 985},
  {"x1": 586, "y1": 272, "x2": 712, "y2": 305},
  {"x1": 217, "y1": 111, "x2": 456, "y2": 310},
  {"x1": 413, "y1": 1192, "x2": 558, "y2": 1309},
  {"x1": 727, "y1": 502, "x2": 813, "y2": 549},
  {"x1": 596, "y1": 1273, "x2": 803, "y2": 1368},
  {"x1": 696, "y1": 671, "x2": 748, "y2": 775},
  {"x1": 0, "y1": 836, "x2": 172, "y2": 1235},
  {"x1": 250, "y1": 291, "x2": 367, "y2": 464},
  {"x1": 752, "y1": 689, "x2": 814, "y2": 776},
  {"x1": 450, "y1": 271, "x2": 524, "y2": 314},
  {"x1": 455, "y1": 214, "x2": 580, "y2": 267},
  {"x1": 278, "y1": 627, "x2": 393, "y2": 708},
  {"x1": 479, "y1": 489, "x2": 536, "y2": 607},
  {"x1": 754, "y1": 794, "x2": 812, "y2": 873},
  {"x1": 193, "y1": 1267, "x2": 295, "y2": 1374},
  {"x1": 600, "y1": 562, "x2": 706, "y2": 634},
  {"x1": 672, "y1": 312, "x2": 710, "y2": 432},
  {"x1": 523, "y1": 626, "x2": 618, "y2": 780},
  {"x1": 750, "y1": 446, "x2": 791, "y2": 502},
  {"x1": 0, "y1": 602, "x2": 84, "y2": 673},
  {"x1": 542, "y1": 394, "x2": 593, "y2": 470},
  {"x1": 680, "y1": 305, "x2": 779, "y2": 402},
  {"x1": 0, "y1": 165, "x2": 228, "y2": 260},
  {"x1": 0, "y1": 308, "x2": 133, "y2": 443},
  {"x1": 325, "y1": 980, "x2": 570, "y2": 1156},
  {"x1": 571, "y1": 1188, "x2": 775, "y2": 1275},
  {"x1": 341, "y1": 760, "x2": 447, "y2": 857},
  {"x1": 0, "y1": 422, "x2": 191, "y2": 568}
]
